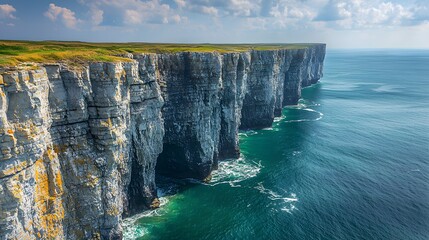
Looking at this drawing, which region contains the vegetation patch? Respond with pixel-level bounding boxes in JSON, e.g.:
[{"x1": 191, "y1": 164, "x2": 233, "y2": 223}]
[{"x1": 0, "y1": 40, "x2": 319, "y2": 67}]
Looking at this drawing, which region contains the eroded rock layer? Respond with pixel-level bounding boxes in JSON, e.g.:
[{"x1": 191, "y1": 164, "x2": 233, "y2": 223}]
[{"x1": 0, "y1": 44, "x2": 325, "y2": 239}]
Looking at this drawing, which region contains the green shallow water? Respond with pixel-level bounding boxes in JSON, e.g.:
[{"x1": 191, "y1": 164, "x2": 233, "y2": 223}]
[{"x1": 124, "y1": 49, "x2": 429, "y2": 240}]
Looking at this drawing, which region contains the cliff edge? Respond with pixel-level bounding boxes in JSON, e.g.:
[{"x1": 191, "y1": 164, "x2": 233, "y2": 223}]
[{"x1": 0, "y1": 43, "x2": 326, "y2": 239}]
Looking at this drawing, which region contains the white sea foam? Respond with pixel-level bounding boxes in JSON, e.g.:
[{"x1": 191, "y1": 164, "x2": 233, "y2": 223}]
[
  {"x1": 239, "y1": 130, "x2": 258, "y2": 137},
  {"x1": 286, "y1": 103, "x2": 308, "y2": 109},
  {"x1": 122, "y1": 203, "x2": 165, "y2": 240},
  {"x1": 122, "y1": 187, "x2": 174, "y2": 239},
  {"x1": 209, "y1": 157, "x2": 261, "y2": 186},
  {"x1": 292, "y1": 151, "x2": 302, "y2": 156},
  {"x1": 274, "y1": 116, "x2": 285, "y2": 122},
  {"x1": 283, "y1": 108, "x2": 324, "y2": 123},
  {"x1": 122, "y1": 224, "x2": 147, "y2": 240},
  {"x1": 255, "y1": 183, "x2": 298, "y2": 214}
]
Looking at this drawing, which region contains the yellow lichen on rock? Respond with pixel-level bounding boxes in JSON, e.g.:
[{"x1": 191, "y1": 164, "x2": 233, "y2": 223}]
[
  {"x1": 45, "y1": 147, "x2": 56, "y2": 162},
  {"x1": 8, "y1": 173, "x2": 24, "y2": 201},
  {"x1": 53, "y1": 144, "x2": 67, "y2": 154},
  {"x1": 1, "y1": 160, "x2": 28, "y2": 179},
  {"x1": 84, "y1": 173, "x2": 99, "y2": 188},
  {"x1": 54, "y1": 171, "x2": 63, "y2": 193},
  {"x1": 106, "y1": 205, "x2": 120, "y2": 216},
  {"x1": 3, "y1": 130, "x2": 17, "y2": 146},
  {"x1": 33, "y1": 157, "x2": 65, "y2": 239},
  {"x1": 14, "y1": 120, "x2": 39, "y2": 140},
  {"x1": 100, "y1": 118, "x2": 113, "y2": 128},
  {"x1": 21, "y1": 74, "x2": 30, "y2": 82}
]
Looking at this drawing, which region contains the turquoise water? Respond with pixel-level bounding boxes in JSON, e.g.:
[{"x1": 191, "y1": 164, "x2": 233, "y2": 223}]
[{"x1": 124, "y1": 50, "x2": 429, "y2": 240}]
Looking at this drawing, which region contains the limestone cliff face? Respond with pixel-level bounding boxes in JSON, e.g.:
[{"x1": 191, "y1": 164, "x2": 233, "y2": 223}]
[
  {"x1": 0, "y1": 44, "x2": 325, "y2": 239},
  {"x1": 156, "y1": 52, "x2": 223, "y2": 180}
]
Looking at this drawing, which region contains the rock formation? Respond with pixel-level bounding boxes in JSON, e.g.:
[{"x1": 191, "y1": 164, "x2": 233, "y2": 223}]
[{"x1": 0, "y1": 44, "x2": 325, "y2": 239}]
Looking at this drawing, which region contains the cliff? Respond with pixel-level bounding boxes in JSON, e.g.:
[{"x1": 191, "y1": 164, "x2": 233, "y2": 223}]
[{"x1": 0, "y1": 44, "x2": 325, "y2": 239}]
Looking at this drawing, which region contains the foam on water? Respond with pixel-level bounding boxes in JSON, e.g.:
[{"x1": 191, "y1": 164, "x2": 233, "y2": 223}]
[
  {"x1": 283, "y1": 108, "x2": 324, "y2": 123},
  {"x1": 209, "y1": 157, "x2": 262, "y2": 186},
  {"x1": 255, "y1": 182, "x2": 298, "y2": 214},
  {"x1": 122, "y1": 202, "x2": 166, "y2": 239},
  {"x1": 274, "y1": 116, "x2": 286, "y2": 122},
  {"x1": 122, "y1": 186, "x2": 177, "y2": 239},
  {"x1": 239, "y1": 130, "x2": 258, "y2": 137},
  {"x1": 292, "y1": 151, "x2": 302, "y2": 156}
]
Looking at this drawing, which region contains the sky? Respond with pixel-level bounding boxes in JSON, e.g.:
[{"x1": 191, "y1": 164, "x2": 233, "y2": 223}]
[{"x1": 0, "y1": 0, "x2": 428, "y2": 48}]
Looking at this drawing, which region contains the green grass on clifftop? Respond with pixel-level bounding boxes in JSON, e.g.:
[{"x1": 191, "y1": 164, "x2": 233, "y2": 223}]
[{"x1": 0, "y1": 40, "x2": 318, "y2": 67}]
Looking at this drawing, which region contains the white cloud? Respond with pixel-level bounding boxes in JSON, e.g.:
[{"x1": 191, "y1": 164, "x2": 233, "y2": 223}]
[
  {"x1": 124, "y1": 9, "x2": 142, "y2": 24},
  {"x1": 251, "y1": 0, "x2": 316, "y2": 29},
  {"x1": 245, "y1": 17, "x2": 268, "y2": 29},
  {"x1": 413, "y1": 4, "x2": 429, "y2": 19},
  {"x1": 174, "y1": 0, "x2": 186, "y2": 8},
  {"x1": 84, "y1": 0, "x2": 183, "y2": 25},
  {"x1": 91, "y1": 8, "x2": 104, "y2": 26},
  {"x1": 72, "y1": 0, "x2": 429, "y2": 32},
  {"x1": 44, "y1": 3, "x2": 80, "y2": 29},
  {"x1": 201, "y1": 6, "x2": 219, "y2": 16},
  {"x1": 0, "y1": 4, "x2": 16, "y2": 19},
  {"x1": 184, "y1": 0, "x2": 262, "y2": 17},
  {"x1": 227, "y1": 0, "x2": 262, "y2": 17},
  {"x1": 171, "y1": 14, "x2": 186, "y2": 24},
  {"x1": 314, "y1": 0, "x2": 415, "y2": 29}
]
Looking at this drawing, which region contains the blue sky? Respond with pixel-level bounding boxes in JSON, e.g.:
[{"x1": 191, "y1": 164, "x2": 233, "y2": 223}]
[{"x1": 0, "y1": 0, "x2": 428, "y2": 48}]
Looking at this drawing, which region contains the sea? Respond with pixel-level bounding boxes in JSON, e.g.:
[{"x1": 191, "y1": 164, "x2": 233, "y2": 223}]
[{"x1": 123, "y1": 49, "x2": 429, "y2": 240}]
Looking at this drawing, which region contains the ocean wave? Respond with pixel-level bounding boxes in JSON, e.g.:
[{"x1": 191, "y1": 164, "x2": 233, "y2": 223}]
[
  {"x1": 208, "y1": 157, "x2": 262, "y2": 187},
  {"x1": 283, "y1": 108, "x2": 324, "y2": 123},
  {"x1": 323, "y1": 84, "x2": 359, "y2": 91},
  {"x1": 122, "y1": 186, "x2": 176, "y2": 240},
  {"x1": 255, "y1": 183, "x2": 298, "y2": 214},
  {"x1": 274, "y1": 116, "x2": 286, "y2": 122},
  {"x1": 286, "y1": 103, "x2": 308, "y2": 109},
  {"x1": 372, "y1": 85, "x2": 402, "y2": 93},
  {"x1": 239, "y1": 130, "x2": 258, "y2": 137},
  {"x1": 123, "y1": 224, "x2": 147, "y2": 240},
  {"x1": 122, "y1": 199, "x2": 168, "y2": 240}
]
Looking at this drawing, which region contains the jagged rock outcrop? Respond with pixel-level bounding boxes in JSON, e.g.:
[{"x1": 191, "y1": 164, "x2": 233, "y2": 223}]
[
  {"x1": 0, "y1": 44, "x2": 325, "y2": 239},
  {"x1": 218, "y1": 52, "x2": 250, "y2": 159}
]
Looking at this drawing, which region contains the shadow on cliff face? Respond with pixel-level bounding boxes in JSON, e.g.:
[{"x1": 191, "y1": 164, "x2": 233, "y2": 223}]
[
  {"x1": 124, "y1": 82, "x2": 323, "y2": 225},
  {"x1": 156, "y1": 143, "x2": 212, "y2": 180},
  {"x1": 127, "y1": 158, "x2": 155, "y2": 216},
  {"x1": 156, "y1": 143, "x2": 187, "y2": 178}
]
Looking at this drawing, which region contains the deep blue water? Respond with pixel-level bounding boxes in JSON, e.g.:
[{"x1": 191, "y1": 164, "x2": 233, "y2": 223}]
[{"x1": 124, "y1": 49, "x2": 429, "y2": 240}]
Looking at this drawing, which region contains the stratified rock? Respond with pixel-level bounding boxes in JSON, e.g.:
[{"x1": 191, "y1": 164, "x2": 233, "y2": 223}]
[
  {"x1": 156, "y1": 52, "x2": 223, "y2": 179},
  {"x1": 0, "y1": 44, "x2": 326, "y2": 240}
]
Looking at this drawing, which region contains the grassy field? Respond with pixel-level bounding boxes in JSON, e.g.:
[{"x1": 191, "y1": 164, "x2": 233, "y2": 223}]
[{"x1": 0, "y1": 40, "x2": 316, "y2": 67}]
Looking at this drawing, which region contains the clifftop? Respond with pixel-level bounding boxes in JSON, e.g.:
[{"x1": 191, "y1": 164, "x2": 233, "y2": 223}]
[
  {"x1": 0, "y1": 40, "x2": 325, "y2": 67},
  {"x1": 0, "y1": 44, "x2": 326, "y2": 239}
]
